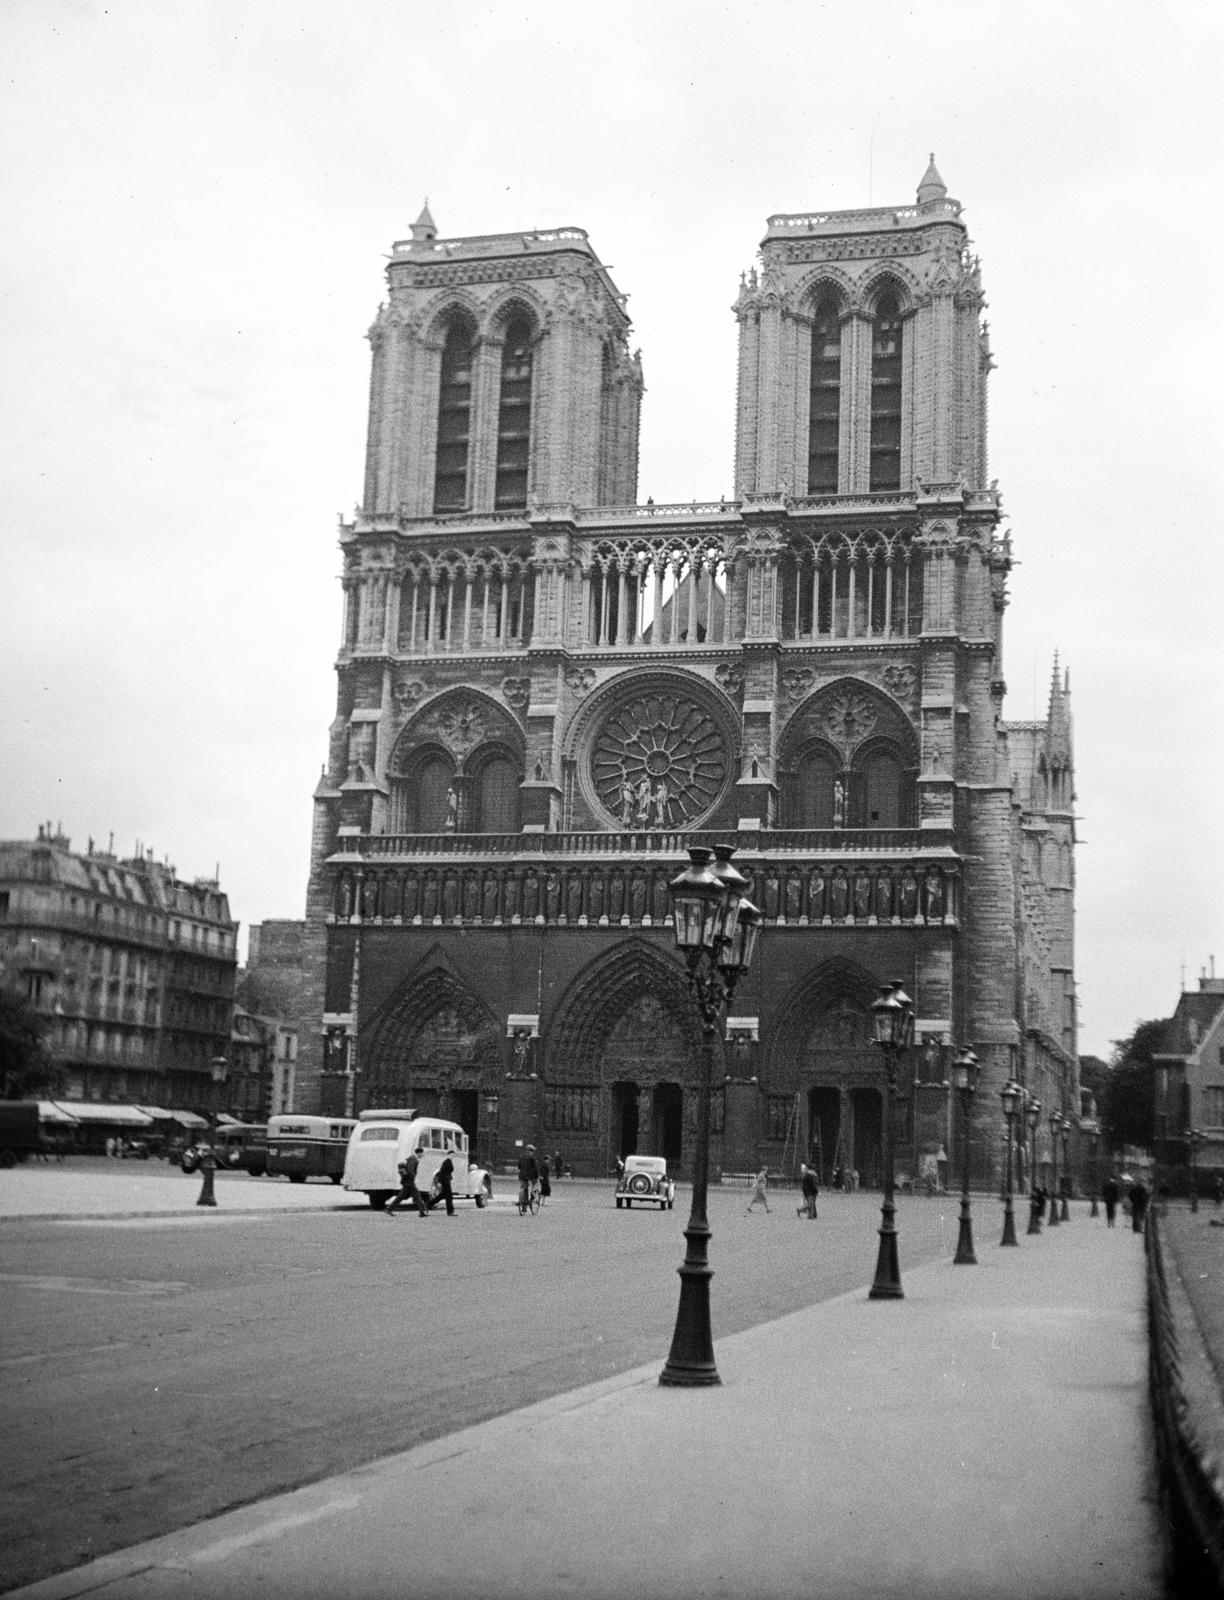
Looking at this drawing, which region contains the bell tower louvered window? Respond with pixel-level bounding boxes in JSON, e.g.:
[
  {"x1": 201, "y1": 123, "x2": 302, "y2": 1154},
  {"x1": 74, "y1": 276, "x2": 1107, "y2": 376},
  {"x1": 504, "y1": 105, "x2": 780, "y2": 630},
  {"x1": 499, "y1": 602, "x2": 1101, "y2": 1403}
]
[
  {"x1": 433, "y1": 321, "x2": 475, "y2": 513},
  {"x1": 495, "y1": 317, "x2": 533, "y2": 510},
  {"x1": 807, "y1": 300, "x2": 841, "y2": 493},
  {"x1": 870, "y1": 293, "x2": 903, "y2": 492}
]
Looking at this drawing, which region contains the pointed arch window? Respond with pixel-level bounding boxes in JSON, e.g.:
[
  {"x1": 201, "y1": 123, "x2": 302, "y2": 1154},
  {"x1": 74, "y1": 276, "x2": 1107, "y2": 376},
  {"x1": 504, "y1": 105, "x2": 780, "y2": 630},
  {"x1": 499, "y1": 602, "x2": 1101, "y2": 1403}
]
[
  {"x1": 870, "y1": 293, "x2": 903, "y2": 492},
  {"x1": 495, "y1": 316, "x2": 534, "y2": 510},
  {"x1": 807, "y1": 299, "x2": 841, "y2": 493},
  {"x1": 434, "y1": 320, "x2": 475, "y2": 513}
]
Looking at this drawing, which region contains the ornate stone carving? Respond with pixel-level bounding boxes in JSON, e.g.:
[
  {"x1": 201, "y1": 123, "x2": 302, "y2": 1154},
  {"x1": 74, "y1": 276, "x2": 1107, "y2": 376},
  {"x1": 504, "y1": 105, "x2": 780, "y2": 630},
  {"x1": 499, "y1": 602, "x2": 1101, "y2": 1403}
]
[
  {"x1": 880, "y1": 664, "x2": 916, "y2": 701},
  {"x1": 714, "y1": 662, "x2": 744, "y2": 699},
  {"x1": 821, "y1": 691, "x2": 879, "y2": 754},
  {"x1": 591, "y1": 690, "x2": 730, "y2": 828},
  {"x1": 501, "y1": 677, "x2": 530, "y2": 710},
  {"x1": 782, "y1": 666, "x2": 815, "y2": 702},
  {"x1": 392, "y1": 676, "x2": 426, "y2": 711},
  {"x1": 418, "y1": 698, "x2": 486, "y2": 759},
  {"x1": 566, "y1": 666, "x2": 596, "y2": 697}
]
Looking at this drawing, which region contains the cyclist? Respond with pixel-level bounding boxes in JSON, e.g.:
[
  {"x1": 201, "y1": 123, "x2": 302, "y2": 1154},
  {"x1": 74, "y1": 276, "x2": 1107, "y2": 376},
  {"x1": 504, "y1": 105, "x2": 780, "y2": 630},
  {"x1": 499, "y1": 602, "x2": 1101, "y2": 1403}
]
[{"x1": 517, "y1": 1144, "x2": 540, "y2": 1213}]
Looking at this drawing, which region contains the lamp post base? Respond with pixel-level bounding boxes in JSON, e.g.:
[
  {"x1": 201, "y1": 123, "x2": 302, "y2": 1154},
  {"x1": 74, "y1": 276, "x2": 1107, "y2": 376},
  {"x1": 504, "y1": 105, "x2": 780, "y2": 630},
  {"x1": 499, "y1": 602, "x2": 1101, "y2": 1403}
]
[
  {"x1": 953, "y1": 1199, "x2": 977, "y2": 1265},
  {"x1": 869, "y1": 1205, "x2": 904, "y2": 1299},
  {"x1": 1027, "y1": 1208, "x2": 1042, "y2": 1235},
  {"x1": 196, "y1": 1163, "x2": 217, "y2": 1208},
  {"x1": 1000, "y1": 1198, "x2": 1019, "y2": 1246},
  {"x1": 659, "y1": 1226, "x2": 720, "y2": 1386}
]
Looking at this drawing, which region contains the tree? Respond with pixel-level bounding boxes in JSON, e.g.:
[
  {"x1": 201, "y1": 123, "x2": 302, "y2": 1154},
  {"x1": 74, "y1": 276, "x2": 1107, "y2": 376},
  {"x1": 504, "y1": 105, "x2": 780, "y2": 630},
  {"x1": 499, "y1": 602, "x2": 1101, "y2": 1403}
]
[
  {"x1": 0, "y1": 985, "x2": 53, "y2": 1099},
  {"x1": 1098, "y1": 1019, "x2": 1165, "y2": 1153}
]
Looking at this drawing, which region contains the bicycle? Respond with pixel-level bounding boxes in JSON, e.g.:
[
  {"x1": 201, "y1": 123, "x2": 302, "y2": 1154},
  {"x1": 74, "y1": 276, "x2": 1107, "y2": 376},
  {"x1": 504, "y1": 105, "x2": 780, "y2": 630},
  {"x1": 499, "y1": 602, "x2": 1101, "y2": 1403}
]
[{"x1": 517, "y1": 1180, "x2": 541, "y2": 1216}]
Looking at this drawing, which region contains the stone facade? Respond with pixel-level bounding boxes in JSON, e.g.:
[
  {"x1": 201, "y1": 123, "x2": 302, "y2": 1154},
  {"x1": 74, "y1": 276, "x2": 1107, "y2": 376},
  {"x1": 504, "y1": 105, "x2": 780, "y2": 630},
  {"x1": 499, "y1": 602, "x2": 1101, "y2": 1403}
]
[
  {"x1": 300, "y1": 162, "x2": 1079, "y2": 1186},
  {"x1": 0, "y1": 825, "x2": 238, "y2": 1110}
]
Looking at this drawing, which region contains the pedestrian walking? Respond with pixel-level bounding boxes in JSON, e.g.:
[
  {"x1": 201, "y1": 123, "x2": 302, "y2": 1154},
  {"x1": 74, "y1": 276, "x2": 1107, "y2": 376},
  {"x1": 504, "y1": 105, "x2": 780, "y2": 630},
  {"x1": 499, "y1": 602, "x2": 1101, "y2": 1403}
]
[
  {"x1": 387, "y1": 1145, "x2": 429, "y2": 1217},
  {"x1": 797, "y1": 1162, "x2": 819, "y2": 1219},
  {"x1": 427, "y1": 1154, "x2": 455, "y2": 1215},
  {"x1": 518, "y1": 1145, "x2": 540, "y2": 1212},
  {"x1": 1129, "y1": 1180, "x2": 1150, "y2": 1234},
  {"x1": 1101, "y1": 1175, "x2": 1121, "y2": 1227},
  {"x1": 538, "y1": 1155, "x2": 551, "y2": 1204},
  {"x1": 746, "y1": 1168, "x2": 771, "y2": 1215}
]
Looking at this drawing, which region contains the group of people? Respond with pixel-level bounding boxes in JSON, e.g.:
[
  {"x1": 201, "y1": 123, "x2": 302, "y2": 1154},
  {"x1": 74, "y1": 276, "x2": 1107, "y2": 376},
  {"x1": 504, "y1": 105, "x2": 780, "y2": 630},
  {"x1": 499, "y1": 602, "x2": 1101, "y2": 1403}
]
[{"x1": 385, "y1": 1145, "x2": 456, "y2": 1217}]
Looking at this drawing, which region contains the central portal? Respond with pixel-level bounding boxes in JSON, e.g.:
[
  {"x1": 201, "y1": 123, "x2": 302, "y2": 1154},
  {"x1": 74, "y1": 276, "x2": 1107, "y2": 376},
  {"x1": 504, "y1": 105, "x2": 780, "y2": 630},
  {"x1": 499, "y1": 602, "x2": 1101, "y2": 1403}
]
[{"x1": 601, "y1": 993, "x2": 692, "y2": 1167}]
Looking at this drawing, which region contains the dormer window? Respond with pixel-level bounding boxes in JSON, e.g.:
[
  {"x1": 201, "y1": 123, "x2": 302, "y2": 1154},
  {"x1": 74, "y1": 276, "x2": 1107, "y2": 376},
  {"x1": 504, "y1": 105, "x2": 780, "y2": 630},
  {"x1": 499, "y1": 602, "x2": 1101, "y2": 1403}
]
[{"x1": 870, "y1": 293, "x2": 903, "y2": 491}]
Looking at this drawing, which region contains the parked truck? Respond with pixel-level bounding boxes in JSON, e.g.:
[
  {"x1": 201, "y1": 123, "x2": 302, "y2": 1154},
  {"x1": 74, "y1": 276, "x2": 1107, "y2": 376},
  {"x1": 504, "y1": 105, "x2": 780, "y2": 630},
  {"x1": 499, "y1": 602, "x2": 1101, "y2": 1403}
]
[{"x1": 0, "y1": 1102, "x2": 42, "y2": 1167}]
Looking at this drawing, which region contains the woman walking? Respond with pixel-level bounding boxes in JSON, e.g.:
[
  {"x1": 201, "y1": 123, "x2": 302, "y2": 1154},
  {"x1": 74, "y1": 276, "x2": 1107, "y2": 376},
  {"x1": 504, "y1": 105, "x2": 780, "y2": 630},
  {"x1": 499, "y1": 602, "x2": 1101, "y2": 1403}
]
[{"x1": 746, "y1": 1168, "x2": 771, "y2": 1215}]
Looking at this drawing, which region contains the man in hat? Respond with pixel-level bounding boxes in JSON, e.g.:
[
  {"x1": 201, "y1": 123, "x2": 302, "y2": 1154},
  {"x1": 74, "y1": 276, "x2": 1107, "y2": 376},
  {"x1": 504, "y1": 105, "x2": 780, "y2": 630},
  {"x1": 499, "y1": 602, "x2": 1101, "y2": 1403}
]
[
  {"x1": 387, "y1": 1145, "x2": 429, "y2": 1217},
  {"x1": 517, "y1": 1144, "x2": 539, "y2": 1213}
]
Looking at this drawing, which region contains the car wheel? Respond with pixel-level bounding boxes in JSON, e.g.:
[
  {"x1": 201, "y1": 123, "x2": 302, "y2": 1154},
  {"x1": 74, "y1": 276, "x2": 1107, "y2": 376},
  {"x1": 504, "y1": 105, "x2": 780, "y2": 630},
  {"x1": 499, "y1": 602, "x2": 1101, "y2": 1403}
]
[
  {"x1": 368, "y1": 1191, "x2": 391, "y2": 1209},
  {"x1": 475, "y1": 1192, "x2": 486, "y2": 1208},
  {"x1": 288, "y1": 1174, "x2": 306, "y2": 1184}
]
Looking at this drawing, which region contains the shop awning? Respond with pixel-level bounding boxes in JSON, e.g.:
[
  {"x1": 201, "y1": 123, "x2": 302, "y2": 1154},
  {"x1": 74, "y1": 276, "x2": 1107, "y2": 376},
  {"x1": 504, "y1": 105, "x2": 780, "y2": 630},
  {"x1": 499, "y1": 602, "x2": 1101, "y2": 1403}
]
[
  {"x1": 47, "y1": 1102, "x2": 154, "y2": 1127},
  {"x1": 37, "y1": 1101, "x2": 79, "y2": 1124},
  {"x1": 134, "y1": 1105, "x2": 207, "y2": 1129}
]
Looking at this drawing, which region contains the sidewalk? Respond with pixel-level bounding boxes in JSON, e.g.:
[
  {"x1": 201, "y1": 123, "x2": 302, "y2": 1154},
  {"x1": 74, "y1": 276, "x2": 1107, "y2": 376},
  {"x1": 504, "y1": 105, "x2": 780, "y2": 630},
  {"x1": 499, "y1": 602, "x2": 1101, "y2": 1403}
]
[{"x1": 11, "y1": 1208, "x2": 1165, "y2": 1600}]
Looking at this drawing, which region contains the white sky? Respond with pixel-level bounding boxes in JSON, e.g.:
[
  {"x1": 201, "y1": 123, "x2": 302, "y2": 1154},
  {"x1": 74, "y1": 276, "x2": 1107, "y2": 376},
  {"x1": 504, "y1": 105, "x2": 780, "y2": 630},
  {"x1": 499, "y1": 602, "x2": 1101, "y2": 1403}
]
[{"x1": 2, "y1": 0, "x2": 1221, "y2": 1060}]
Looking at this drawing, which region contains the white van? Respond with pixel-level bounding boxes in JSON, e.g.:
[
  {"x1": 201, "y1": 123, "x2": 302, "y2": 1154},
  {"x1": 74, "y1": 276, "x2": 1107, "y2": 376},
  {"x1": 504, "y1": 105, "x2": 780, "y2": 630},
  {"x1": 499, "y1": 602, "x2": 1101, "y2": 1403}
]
[{"x1": 342, "y1": 1109, "x2": 492, "y2": 1210}]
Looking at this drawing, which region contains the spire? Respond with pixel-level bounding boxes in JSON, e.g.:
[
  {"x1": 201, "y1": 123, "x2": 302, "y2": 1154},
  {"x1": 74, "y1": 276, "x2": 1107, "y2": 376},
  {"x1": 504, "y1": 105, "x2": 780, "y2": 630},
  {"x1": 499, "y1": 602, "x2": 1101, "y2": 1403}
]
[
  {"x1": 410, "y1": 199, "x2": 437, "y2": 243},
  {"x1": 1045, "y1": 652, "x2": 1073, "y2": 761},
  {"x1": 917, "y1": 153, "x2": 947, "y2": 207}
]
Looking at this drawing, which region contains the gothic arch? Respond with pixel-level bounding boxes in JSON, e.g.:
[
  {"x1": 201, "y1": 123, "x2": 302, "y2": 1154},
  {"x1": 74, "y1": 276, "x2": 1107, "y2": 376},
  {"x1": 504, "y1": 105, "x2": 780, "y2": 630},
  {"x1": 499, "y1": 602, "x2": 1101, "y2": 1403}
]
[
  {"x1": 419, "y1": 292, "x2": 482, "y2": 349},
  {"x1": 360, "y1": 949, "x2": 504, "y2": 1099},
  {"x1": 546, "y1": 939, "x2": 705, "y2": 1085},
  {"x1": 778, "y1": 676, "x2": 918, "y2": 771},
  {"x1": 765, "y1": 956, "x2": 881, "y2": 1094},
  {"x1": 794, "y1": 267, "x2": 854, "y2": 319},
  {"x1": 485, "y1": 289, "x2": 547, "y2": 343},
  {"x1": 390, "y1": 686, "x2": 525, "y2": 778},
  {"x1": 855, "y1": 266, "x2": 920, "y2": 319}
]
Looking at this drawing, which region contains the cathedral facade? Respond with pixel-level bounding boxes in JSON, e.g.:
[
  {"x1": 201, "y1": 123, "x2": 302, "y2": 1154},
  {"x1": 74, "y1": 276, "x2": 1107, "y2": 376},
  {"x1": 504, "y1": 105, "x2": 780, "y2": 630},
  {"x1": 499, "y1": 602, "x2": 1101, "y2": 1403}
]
[{"x1": 299, "y1": 161, "x2": 1079, "y2": 1188}]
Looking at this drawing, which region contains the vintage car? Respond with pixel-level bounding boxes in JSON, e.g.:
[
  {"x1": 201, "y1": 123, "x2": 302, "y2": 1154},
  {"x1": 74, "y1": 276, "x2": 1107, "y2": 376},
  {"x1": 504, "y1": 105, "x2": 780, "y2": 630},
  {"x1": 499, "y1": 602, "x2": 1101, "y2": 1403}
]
[{"x1": 615, "y1": 1154, "x2": 675, "y2": 1209}]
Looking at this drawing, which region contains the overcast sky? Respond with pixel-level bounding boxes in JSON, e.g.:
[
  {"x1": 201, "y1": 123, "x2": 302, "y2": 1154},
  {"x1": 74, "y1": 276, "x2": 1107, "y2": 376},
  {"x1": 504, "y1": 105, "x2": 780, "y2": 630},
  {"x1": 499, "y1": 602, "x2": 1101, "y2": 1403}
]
[{"x1": 2, "y1": 0, "x2": 1220, "y2": 1060}]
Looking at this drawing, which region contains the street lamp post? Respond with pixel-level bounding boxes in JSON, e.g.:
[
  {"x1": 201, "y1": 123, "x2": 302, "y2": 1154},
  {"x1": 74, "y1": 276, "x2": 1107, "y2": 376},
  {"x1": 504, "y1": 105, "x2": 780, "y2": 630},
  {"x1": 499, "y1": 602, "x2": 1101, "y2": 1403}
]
[
  {"x1": 197, "y1": 1056, "x2": 228, "y2": 1209},
  {"x1": 952, "y1": 1047, "x2": 981, "y2": 1265},
  {"x1": 999, "y1": 1078, "x2": 1021, "y2": 1246},
  {"x1": 868, "y1": 980, "x2": 915, "y2": 1299},
  {"x1": 1059, "y1": 1115, "x2": 1072, "y2": 1220},
  {"x1": 660, "y1": 845, "x2": 762, "y2": 1387},
  {"x1": 1046, "y1": 1109, "x2": 1060, "y2": 1228},
  {"x1": 1026, "y1": 1096, "x2": 1043, "y2": 1234}
]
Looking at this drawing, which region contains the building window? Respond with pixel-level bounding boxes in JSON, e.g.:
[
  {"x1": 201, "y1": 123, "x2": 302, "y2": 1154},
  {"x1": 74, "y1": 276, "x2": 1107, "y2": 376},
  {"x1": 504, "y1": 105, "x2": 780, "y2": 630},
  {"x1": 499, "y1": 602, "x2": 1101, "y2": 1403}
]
[
  {"x1": 495, "y1": 317, "x2": 533, "y2": 510},
  {"x1": 1203, "y1": 1086, "x2": 1224, "y2": 1127},
  {"x1": 807, "y1": 299, "x2": 840, "y2": 493},
  {"x1": 433, "y1": 320, "x2": 475, "y2": 513},
  {"x1": 870, "y1": 293, "x2": 903, "y2": 491}
]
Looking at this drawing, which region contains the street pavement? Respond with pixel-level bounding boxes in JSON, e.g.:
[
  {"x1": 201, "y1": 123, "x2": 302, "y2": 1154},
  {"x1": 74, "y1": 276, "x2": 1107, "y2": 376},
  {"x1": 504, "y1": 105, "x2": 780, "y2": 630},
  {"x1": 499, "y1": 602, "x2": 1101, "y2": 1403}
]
[{"x1": 6, "y1": 1176, "x2": 1165, "y2": 1600}]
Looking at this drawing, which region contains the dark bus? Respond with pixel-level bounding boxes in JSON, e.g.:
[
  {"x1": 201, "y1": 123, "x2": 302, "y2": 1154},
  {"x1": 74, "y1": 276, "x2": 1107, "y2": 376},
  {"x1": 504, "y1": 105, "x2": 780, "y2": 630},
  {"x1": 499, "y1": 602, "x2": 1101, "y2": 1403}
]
[{"x1": 265, "y1": 1115, "x2": 356, "y2": 1184}]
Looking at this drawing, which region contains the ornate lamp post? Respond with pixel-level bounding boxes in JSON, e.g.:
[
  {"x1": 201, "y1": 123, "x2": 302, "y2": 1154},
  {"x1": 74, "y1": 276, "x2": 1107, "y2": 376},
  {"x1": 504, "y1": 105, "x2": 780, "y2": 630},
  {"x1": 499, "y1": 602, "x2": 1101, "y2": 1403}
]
[
  {"x1": 1189, "y1": 1128, "x2": 1203, "y2": 1213},
  {"x1": 1026, "y1": 1097, "x2": 1043, "y2": 1234},
  {"x1": 197, "y1": 1055, "x2": 229, "y2": 1209},
  {"x1": 660, "y1": 845, "x2": 762, "y2": 1387},
  {"x1": 999, "y1": 1077, "x2": 1021, "y2": 1246},
  {"x1": 1059, "y1": 1115, "x2": 1072, "y2": 1219},
  {"x1": 868, "y1": 980, "x2": 915, "y2": 1299},
  {"x1": 1046, "y1": 1109, "x2": 1060, "y2": 1228},
  {"x1": 952, "y1": 1047, "x2": 980, "y2": 1265}
]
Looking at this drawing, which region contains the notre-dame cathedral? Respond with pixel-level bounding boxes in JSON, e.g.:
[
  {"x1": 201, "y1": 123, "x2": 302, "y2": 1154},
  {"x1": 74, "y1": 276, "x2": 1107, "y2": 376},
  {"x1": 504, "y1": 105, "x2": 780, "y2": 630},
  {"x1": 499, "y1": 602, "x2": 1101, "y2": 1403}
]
[{"x1": 299, "y1": 157, "x2": 1079, "y2": 1189}]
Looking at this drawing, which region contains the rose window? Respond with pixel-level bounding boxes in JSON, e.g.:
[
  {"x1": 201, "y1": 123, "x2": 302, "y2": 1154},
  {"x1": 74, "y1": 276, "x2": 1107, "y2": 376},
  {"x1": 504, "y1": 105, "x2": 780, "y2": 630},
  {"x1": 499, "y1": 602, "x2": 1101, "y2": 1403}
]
[{"x1": 591, "y1": 692, "x2": 729, "y2": 828}]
